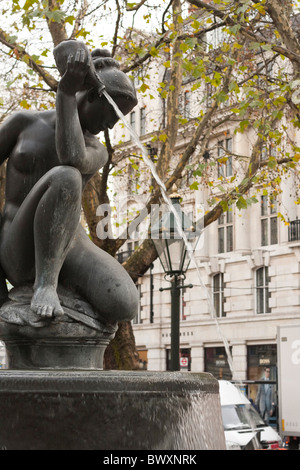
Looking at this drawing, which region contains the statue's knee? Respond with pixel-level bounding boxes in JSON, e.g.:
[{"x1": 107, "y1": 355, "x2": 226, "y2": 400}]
[
  {"x1": 115, "y1": 283, "x2": 139, "y2": 322},
  {"x1": 52, "y1": 166, "x2": 82, "y2": 200},
  {"x1": 56, "y1": 166, "x2": 81, "y2": 187}
]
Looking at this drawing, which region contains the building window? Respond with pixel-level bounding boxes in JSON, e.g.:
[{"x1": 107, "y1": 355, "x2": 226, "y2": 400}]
[
  {"x1": 128, "y1": 163, "x2": 135, "y2": 192},
  {"x1": 218, "y1": 210, "x2": 233, "y2": 253},
  {"x1": 133, "y1": 68, "x2": 142, "y2": 87},
  {"x1": 167, "y1": 348, "x2": 191, "y2": 371},
  {"x1": 261, "y1": 196, "x2": 278, "y2": 246},
  {"x1": 205, "y1": 346, "x2": 232, "y2": 380},
  {"x1": 128, "y1": 160, "x2": 140, "y2": 193},
  {"x1": 247, "y1": 345, "x2": 277, "y2": 403},
  {"x1": 257, "y1": 60, "x2": 274, "y2": 89},
  {"x1": 181, "y1": 282, "x2": 187, "y2": 321},
  {"x1": 288, "y1": 218, "x2": 300, "y2": 241},
  {"x1": 137, "y1": 350, "x2": 148, "y2": 370},
  {"x1": 218, "y1": 138, "x2": 232, "y2": 177},
  {"x1": 146, "y1": 144, "x2": 157, "y2": 162},
  {"x1": 132, "y1": 285, "x2": 142, "y2": 324},
  {"x1": 206, "y1": 82, "x2": 213, "y2": 109},
  {"x1": 261, "y1": 143, "x2": 277, "y2": 162},
  {"x1": 256, "y1": 267, "x2": 271, "y2": 314},
  {"x1": 186, "y1": 168, "x2": 194, "y2": 188},
  {"x1": 213, "y1": 273, "x2": 225, "y2": 317},
  {"x1": 179, "y1": 90, "x2": 191, "y2": 119},
  {"x1": 140, "y1": 107, "x2": 146, "y2": 136},
  {"x1": 116, "y1": 240, "x2": 139, "y2": 264},
  {"x1": 184, "y1": 90, "x2": 191, "y2": 119},
  {"x1": 130, "y1": 111, "x2": 136, "y2": 131}
]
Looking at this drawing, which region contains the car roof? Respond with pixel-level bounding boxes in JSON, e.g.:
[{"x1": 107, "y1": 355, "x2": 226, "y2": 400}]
[{"x1": 218, "y1": 380, "x2": 250, "y2": 406}]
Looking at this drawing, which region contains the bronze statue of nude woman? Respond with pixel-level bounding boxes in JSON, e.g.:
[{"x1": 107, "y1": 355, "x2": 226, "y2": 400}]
[{"x1": 0, "y1": 40, "x2": 138, "y2": 326}]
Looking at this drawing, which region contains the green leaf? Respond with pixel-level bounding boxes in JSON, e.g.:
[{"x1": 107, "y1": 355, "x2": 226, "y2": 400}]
[
  {"x1": 249, "y1": 42, "x2": 261, "y2": 51},
  {"x1": 19, "y1": 99, "x2": 31, "y2": 109},
  {"x1": 149, "y1": 46, "x2": 159, "y2": 57},
  {"x1": 45, "y1": 10, "x2": 66, "y2": 23},
  {"x1": 159, "y1": 133, "x2": 168, "y2": 142},
  {"x1": 217, "y1": 91, "x2": 228, "y2": 103},
  {"x1": 229, "y1": 25, "x2": 241, "y2": 35},
  {"x1": 180, "y1": 43, "x2": 189, "y2": 53},
  {"x1": 139, "y1": 83, "x2": 149, "y2": 93},
  {"x1": 185, "y1": 37, "x2": 197, "y2": 49},
  {"x1": 64, "y1": 15, "x2": 75, "y2": 25},
  {"x1": 236, "y1": 196, "x2": 248, "y2": 210},
  {"x1": 189, "y1": 181, "x2": 199, "y2": 191},
  {"x1": 191, "y1": 20, "x2": 200, "y2": 30},
  {"x1": 261, "y1": 44, "x2": 272, "y2": 51},
  {"x1": 220, "y1": 200, "x2": 229, "y2": 212},
  {"x1": 267, "y1": 157, "x2": 277, "y2": 169},
  {"x1": 246, "y1": 197, "x2": 258, "y2": 206}
]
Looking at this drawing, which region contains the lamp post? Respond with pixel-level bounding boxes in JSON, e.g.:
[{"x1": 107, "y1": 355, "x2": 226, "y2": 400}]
[{"x1": 151, "y1": 187, "x2": 201, "y2": 371}]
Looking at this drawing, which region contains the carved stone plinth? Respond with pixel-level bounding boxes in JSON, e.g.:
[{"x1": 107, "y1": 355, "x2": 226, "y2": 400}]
[
  {"x1": 0, "y1": 322, "x2": 115, "y2": 370},
  {"x1": 0, "y1": 286, "x2": 117, "y2": 370}
]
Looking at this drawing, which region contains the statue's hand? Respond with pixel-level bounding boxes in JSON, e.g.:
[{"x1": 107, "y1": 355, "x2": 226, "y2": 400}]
[{"x1": 58, "y1": 48, "x2": 91, "y2": 95}]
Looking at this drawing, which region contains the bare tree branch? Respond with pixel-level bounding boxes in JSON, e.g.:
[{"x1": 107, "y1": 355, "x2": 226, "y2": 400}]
[
  {"x1": 0, "y1": 28, "x2": 58, "y2": 91},
  {"x1": 111, "y1": 0, "x2": 122, "y2": 57},
  {"x1": 125, "y1": 0, "x2": 148, "y2": 12},
  {"x1": 70, "y1": 0, "x2": 89, "y2": 39}
]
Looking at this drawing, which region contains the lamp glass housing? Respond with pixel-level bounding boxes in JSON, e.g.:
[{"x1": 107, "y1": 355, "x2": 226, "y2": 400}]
[{"x1": 152, "y1": 196, "x2": 200, "y2": 275}]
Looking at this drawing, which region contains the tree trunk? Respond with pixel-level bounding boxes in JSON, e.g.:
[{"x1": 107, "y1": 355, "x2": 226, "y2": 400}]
[
  {"x1": 104, "y1": 321, "x2": 140, "y2": 370},
  {"x1": 46, "y1": 0, "x2": 68, "y2": 47},
  {"x1": 82, "y1": 164, "x2": 141, "y2": 370}
]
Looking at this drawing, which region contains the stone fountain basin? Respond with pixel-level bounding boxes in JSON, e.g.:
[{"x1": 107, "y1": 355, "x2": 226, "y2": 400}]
[{"x1": 0, "y1": 370, "x2": 226, "y2": 450}]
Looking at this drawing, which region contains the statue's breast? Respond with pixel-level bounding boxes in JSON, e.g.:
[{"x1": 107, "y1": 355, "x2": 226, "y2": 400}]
[{"x1": 11, "y1": 121, "x2": 57, "y2": 175}]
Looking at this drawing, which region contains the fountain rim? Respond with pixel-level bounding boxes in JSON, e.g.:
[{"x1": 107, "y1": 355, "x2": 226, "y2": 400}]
[{"x1": 0, "y1": 370, "x2": 219, "y2": 394}]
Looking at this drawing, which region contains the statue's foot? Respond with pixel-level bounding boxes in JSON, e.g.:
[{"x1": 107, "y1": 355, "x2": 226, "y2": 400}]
[{"x1": 31, "y1": 286, "x2": 64, "y2": 318}]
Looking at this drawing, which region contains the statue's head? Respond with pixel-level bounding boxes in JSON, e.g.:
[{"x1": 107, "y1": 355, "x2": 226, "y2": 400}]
[
  {"x1": 90, "y1": 49, "x2": 138, "y2": 113},
  {"x1": 54, "y1": 40, "x2": 138, "y2": 119}
]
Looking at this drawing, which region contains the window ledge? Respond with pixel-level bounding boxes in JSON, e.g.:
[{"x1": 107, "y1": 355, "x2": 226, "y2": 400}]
[{"x1": 287, "y1": 240, "x2": 300, "y2": 248}]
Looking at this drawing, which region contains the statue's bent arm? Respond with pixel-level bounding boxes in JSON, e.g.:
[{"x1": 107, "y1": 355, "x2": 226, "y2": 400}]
[
  {"x1": 0, "y1": 112, "x2": 31, "y2": 166},
  {"x1": 55, "y1": 48, "x2": 93, "y2": 173}
]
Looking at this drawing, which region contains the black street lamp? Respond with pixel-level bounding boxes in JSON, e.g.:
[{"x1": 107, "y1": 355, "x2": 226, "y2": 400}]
[{"x1": 151, "y1": 187, "x2": 201, "y2": 371}]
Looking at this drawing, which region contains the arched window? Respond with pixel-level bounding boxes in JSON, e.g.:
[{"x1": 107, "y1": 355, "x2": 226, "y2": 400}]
[
  {"x1": 218, "y1": 209, "x2": 233, "y2": 253},
  {"x1": 217, "y1": 137, "x2": 232, "y2": 178},
  {"x1": 213, "y1": 273, "x2": 225, "y2": 317},
  {"x1": 256, "y1": 267, "x2": 271, "y2": 314},
  {"x1": 261, "y1": 196, "x2": 278, "y2": 246},
  {"x1": 140, "y1": 107, "x2": 146, "y2": 136}
]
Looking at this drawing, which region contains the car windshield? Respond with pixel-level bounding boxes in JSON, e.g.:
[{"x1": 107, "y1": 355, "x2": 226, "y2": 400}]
[{"x1": 221, "y1": 404, "x2": 265, "y2": 431}]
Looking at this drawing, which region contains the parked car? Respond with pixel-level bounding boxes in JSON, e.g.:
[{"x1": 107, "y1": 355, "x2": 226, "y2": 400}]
[{"x1": 218, "y1": 380, "x2": 282, "y2": 450}]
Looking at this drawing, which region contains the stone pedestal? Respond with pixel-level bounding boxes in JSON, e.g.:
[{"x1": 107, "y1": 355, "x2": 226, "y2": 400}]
[
  {"x1": 0, "y1": 321, "x2": 114, "y2": 370},
  {"x1": 0, "y1": 286, "x2": 117, "y2": 370},
  {"x1": 0, "y1": 370, "x2": 226, "y2": 450}
]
